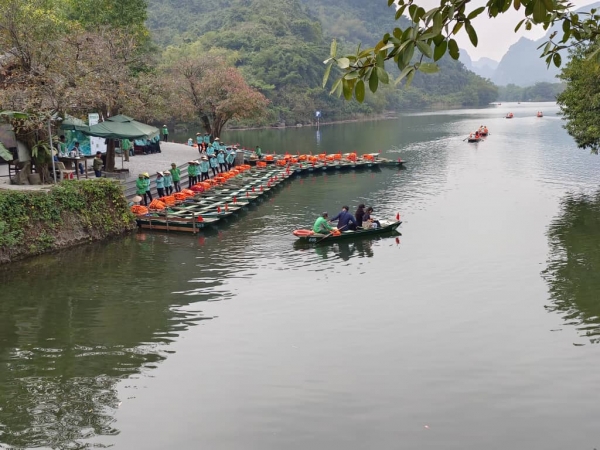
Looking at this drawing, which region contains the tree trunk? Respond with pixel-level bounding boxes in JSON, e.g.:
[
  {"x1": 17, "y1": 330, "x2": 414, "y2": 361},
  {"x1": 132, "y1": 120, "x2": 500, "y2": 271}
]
[
  {"x1": 200, "y1": 114, "x2": 211, "y2": 136},
  {"x1": 106, "y1": 139, "x2": 115, "y2": 171}
]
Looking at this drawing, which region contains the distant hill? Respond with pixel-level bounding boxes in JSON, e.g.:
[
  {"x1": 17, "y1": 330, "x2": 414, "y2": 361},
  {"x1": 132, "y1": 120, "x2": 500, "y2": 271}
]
[
  {"x1": 460, "y1": 50, "x2": 498, "y2": 80},
  {"x1": 145, "y1": 0, "x2": 498, "y2": 125},
  {"x1": 491, "y1": 1, "x2": 600, "y2": 86}
]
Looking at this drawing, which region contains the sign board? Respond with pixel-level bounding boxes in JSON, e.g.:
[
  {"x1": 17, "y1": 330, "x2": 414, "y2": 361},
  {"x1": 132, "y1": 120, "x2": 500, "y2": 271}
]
[{"x1": 88, "y1": 113, "x2": 106, "y2": 154}]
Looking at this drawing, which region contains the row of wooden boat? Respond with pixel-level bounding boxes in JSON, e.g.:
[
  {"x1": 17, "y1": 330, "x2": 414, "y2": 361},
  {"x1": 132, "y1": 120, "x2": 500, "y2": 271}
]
[
  {"x1": 244, "y1": 152, "x2": 406, "y2": 171},
  {"x1": 135, "y1": 165, "x2": 292, "y2": 233}
]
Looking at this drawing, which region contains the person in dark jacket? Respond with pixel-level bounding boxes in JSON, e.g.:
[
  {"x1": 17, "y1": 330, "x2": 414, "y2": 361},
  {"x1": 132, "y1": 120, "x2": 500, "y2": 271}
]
[
  {"x1": 355, "y1": 203, "x2": 366, "y2": 228},
  {"x1": 330, "y1": 205, "x2": 357, "y2": 231}
]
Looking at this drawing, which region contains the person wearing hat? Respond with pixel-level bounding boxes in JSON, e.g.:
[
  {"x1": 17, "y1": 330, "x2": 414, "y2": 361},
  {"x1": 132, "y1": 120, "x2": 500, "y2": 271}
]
[
  {"x1": 203, "y1": 133, "x2": 210, "y2": 144},
  {"x1": 217, "y1": 149, "x2": 227, "y2": 173},
  {"x1": 187, "y1": 161, "x2": 197, "y2": 188},
  {"x1": 196, "y1": 132, "x2": 203, "y2": 147},
  {"x1": 92, "y1": 151, "x2": 103, "y2": 177},
  {"x1": 226, "y1": 146, "x2": 236, "y2": 170},
  {"x1": 163, "y1": 169, "x2": 173, "y2": 195},
  {"x1": 155, "y1": 171, "x2": 165, "y2": 198},
  {"x1": 187, "y1": 137, "x2": 193, "y2": 147},
  {"x1": 313, "y1": 212, "x2": 337, "y2": 234},
  {"x1": 162, "y1": 124, "x2": 169, "y2": 142},
  {"x1": 206, "y1": 142, "x2": 215, "y2": 157},
  {"x1": 170, "y1": 163, "x2": 181, "y2": 192},
  {"x1": 199, "y1": 156, "x2": 210, "y2": 181},
  {"x1": 363, "y1": 207, "x2": 380, "y2": 229},
  {"x1": 209, "y1": 154, "x2": 219, "y2": 177},
  {"x1": 136, "y1": 173, "x2": 150, "y2": 206},
  {"x1": 143, "y1": 173, "x2": 153, "y2": 203},
  {"x1": 131, "y1": 195, "x2": 143, "y2": 207}
]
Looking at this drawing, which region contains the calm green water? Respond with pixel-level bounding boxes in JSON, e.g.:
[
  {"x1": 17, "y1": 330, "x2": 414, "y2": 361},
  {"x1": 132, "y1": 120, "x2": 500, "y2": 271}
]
[{"x1": 2, "y1": 102, "x2": 600, "y2": 450}]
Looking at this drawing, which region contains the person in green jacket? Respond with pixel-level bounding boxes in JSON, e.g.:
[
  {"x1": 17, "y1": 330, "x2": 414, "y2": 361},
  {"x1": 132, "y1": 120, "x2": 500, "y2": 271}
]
[
  {"x1": 170, "y1": 163, "x2": 181, "y2": 192},
  {"x1": 313, "y1": 212, "x2": 336, "y2": 234},
  {"x1": 136, "y1": 173, "x2": 150, "y2": 206},
  {"x1": 255, "y1": 145, "x2": 263, "y2": 160},
  {"x1": 143, "y1": 172, "x2": 152, "y2": 203},
  {"x1": 162, "y1": 124, "x2": 168, "y2": 142},
  {"x1": 121, "y1": 138, "x2": 132, "y2": 161},
  {"x1": 187, "y1": 161, "x2": 196, "y2": 188}
]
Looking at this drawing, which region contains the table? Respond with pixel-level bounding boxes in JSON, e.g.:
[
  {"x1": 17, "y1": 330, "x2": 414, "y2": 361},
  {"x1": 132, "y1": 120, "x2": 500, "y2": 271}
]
[{"x1": 58, "y1": 156, "x2": 94, "y2": 180}]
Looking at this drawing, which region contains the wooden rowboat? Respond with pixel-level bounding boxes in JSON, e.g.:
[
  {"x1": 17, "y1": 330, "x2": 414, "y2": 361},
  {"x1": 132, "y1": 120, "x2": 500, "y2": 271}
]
[{"x1": 293, "y1": 219, "x2": 402, "y2": 244}]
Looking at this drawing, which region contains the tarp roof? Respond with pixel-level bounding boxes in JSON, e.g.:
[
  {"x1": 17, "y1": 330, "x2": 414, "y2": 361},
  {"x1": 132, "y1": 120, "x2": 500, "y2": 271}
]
[
  {"x1": 59, "y1": 115, "x2": 90, "y2": 133},
  {"x1": 81, "y1": 115, "x2": 159, "y2": 140}
]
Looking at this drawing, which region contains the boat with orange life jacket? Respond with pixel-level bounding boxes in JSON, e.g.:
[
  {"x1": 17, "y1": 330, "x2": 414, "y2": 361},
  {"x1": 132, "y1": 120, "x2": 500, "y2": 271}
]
[
  {"x1": 506, "y1": 113, "x2": 514, "y2": 119},
  {"x1": 293, "y1": 218, "x2": 402, "y2": 244}
]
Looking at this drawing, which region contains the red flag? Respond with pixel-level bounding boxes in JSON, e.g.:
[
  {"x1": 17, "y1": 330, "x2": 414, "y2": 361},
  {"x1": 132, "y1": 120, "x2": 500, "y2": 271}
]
[
  {"x1": 260, "y1": 185, "x2": 263, "y2": 192},
  {"x1": 396, "y1": 213, "x2": 400, "y2": 221},
  {"x1": 246, "y1": 191, "x2": 249, "y2": 198},
  {"x1": 225, "y1": 203, "x2": 229, "y2": 211},
  {"x1": 217, "y1": 206, "x2": 221, "y2": 213},
  {"x1": 197, "y1": 215, "x2": 204, "y2": 222},
  {"x1": 252, "y1": 186, "x2": 255, "y2": 192},
  {"x1": 233, "y1": 196, "x2": 237, "y2": 204}
]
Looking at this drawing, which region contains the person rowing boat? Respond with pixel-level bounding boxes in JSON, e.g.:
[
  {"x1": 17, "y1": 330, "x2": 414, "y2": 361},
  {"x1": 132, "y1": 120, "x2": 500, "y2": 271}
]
[{"x1": 313, "y1": 212, "x2": 337, "y2": 234}]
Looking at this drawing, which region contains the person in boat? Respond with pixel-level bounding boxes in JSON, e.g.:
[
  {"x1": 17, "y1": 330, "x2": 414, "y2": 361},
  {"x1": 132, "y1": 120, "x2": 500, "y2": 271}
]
[
  {"x1": 313, "y1": 212, "x2": 337, "y2": 234},
  {"x1": 474, "y1": 130, "x2": 480, "y2": 138},
  {"x1": 330, "y1": 205, "x2": 357, "y2": 231},
  {"x1": 363, "y1": 207, "x2": 380, "y2": 229},
  {"x1": 355, "y1": 203, "x2": 366, "y2": 228},
  {"x1": 483, "y1": 126, "x2": 488, "y2": 134}
]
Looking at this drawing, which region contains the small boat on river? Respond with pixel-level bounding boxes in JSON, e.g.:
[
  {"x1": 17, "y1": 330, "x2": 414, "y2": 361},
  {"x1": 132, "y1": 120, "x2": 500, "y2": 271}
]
[
  {"x1": 537, "y1": 111, "x2": 543, "y2": 118},
  {"x1": 293, "y1": 219, "x2": 402, "y2": 244},
  {"x1": 506, "y1": 113, "x2": 514, "y2": 119}
]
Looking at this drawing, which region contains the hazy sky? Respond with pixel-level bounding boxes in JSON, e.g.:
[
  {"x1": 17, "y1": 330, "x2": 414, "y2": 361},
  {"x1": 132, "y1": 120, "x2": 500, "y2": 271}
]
[{"x1": 404, "y1": 0, "x2": 599, "y2": 62}]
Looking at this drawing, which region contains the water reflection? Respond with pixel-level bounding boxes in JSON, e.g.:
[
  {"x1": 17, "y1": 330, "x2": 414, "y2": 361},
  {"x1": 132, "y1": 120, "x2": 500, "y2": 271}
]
[
  {"x1": 543, "y1": 191, "x2": 600, "y2": 344},
  {"x1": 293, "y1": 233, "x2": 400, "y2": 261},
  {"x1": 0, "y1": 238, "x2": 218, "y2": 449}
]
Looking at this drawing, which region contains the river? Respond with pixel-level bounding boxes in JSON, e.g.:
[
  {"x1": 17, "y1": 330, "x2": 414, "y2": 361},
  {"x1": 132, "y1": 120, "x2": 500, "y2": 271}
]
[{"x1": 1, "y1": 102, "x2": 600, "y2": 450}]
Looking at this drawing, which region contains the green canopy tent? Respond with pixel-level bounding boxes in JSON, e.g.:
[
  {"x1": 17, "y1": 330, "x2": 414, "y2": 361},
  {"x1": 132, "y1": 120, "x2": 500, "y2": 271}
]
[
  {"x1": 80, "y1": 115, "x2": 159, "y2": 171},
  {"x1": 59, "y1": 115, "x2": 90, "y2": 133},
  {"x1": 81, "y1": 115, "x2": 158, "y2": 140}
]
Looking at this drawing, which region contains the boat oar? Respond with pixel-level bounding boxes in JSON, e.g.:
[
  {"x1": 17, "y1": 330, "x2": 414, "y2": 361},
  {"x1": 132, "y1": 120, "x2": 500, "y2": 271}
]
[{"x1": 316, "y1": 223, "x2": 348, "y2": 243}]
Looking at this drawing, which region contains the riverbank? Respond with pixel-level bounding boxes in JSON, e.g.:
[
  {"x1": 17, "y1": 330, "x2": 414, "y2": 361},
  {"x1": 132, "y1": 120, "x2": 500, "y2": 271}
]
[{"x1": 0, "y1": 179, "x2": 135, "y2": 264}]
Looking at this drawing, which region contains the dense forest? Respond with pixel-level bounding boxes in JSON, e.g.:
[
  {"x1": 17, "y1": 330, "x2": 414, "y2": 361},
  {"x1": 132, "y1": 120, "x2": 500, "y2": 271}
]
[
  {"x1": 497, "y1": 82, "x2": 565, "y2": 102},
  {"x1": 146, "y1": 0, "x2": 498, "y2": 126}
]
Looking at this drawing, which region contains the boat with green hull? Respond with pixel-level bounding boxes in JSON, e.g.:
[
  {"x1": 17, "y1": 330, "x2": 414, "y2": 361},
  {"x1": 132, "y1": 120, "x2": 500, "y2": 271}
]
[{"x1": 293, "y1": 219, "x2": 402, "y2": 244}]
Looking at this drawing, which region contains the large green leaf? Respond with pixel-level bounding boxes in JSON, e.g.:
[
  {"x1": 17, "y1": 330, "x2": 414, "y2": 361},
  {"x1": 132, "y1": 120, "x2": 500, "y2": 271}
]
[
  {"x1": 434, "y1": 40, "x2": 447, "y2": 61},
  {"x1": 416, "y1": 40, "x2": 433, "y2": 58},
  {"x1": 355, "y1": 79, "x2": 365, "y2": 103},
  {"x1": 322, "y1": 63, "x2": 332, "y2": 88},
  {"x1": 465, "y1": 22, "x2": 478, "y2": 46},
  {"x1": 369, "y1": 68, "x2": 379, "y2": 93},
  {"x1": 0, "y1": 141, "x2": 13, "y2": 161},
  {"x1": 419, "y1": 62, "x2": 439, "y2": 73},
  {"x1": 448, "y1": 39, "x2": 460, "y2": 59}
]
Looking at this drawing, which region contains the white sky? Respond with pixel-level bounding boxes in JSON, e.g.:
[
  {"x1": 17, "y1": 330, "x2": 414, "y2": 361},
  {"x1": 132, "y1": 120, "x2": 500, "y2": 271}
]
[{"x1": 405, "y1": 0, "x2": 599, "y2": 61}]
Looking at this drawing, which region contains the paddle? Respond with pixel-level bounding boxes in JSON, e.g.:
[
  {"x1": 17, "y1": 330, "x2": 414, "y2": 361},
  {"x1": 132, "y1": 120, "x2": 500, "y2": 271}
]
[{"x1": 316, "y1": 223, "x2": 348, "y2": 243}]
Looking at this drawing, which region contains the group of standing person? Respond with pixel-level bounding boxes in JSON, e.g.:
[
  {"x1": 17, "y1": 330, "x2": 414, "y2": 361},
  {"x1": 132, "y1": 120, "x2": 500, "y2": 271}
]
[
  {"x1": 313, "y1": 204, "x2": 380, "y2": 234},
  {"x1": 135, "y1": 163, "x2": 182, "y2": 206}
]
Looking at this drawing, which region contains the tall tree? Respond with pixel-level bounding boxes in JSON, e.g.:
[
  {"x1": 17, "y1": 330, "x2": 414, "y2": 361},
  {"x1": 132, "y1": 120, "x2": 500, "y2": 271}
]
[
  {"x1": 556, "y1": 44, "x2": 600, "y2": 154},
  {"x1": 162, "y1": 52, "x2": 268, "y2": 138}
]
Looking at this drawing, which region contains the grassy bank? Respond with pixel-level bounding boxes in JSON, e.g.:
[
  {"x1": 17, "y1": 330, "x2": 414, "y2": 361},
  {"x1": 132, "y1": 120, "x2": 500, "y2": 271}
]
[{"x1": 0, "y1": 179, "x2": 136, "y2": 264}]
